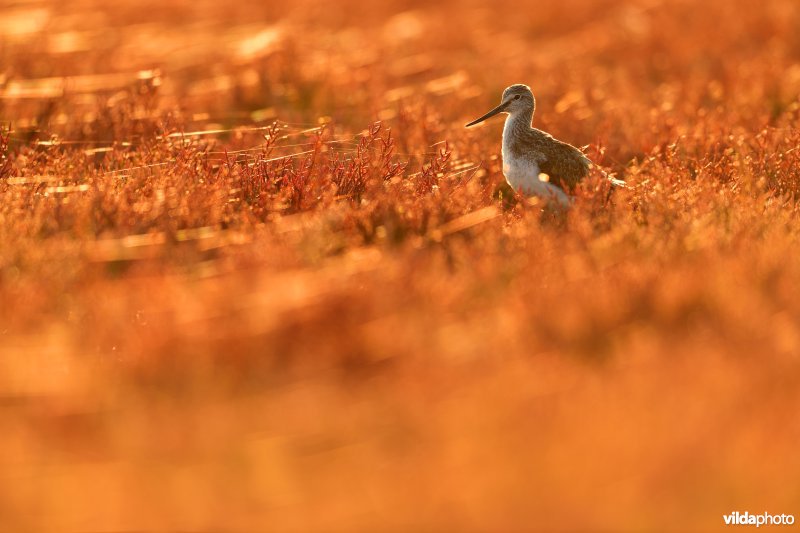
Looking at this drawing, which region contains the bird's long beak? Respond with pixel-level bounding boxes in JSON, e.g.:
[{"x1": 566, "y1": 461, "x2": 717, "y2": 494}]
[{"x1": 465, "y1": 100, "x2": 511, "y2": 127}]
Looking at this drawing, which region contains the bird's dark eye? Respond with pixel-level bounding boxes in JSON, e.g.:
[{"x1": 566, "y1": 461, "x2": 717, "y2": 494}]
[{"x1": 514, "y1": 95, "x2": 521, "y2": 100}]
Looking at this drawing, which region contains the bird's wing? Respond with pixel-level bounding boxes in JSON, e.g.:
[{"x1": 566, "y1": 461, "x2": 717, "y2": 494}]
[{"x1": 537, "y1": 141, "x2": 591, "y2": 191}]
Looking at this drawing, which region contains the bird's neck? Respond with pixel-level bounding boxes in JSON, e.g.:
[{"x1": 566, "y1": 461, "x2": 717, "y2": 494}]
[
  {"x1": 503, "y1": 110, "x2": 534, "y2": 147},
  {"x1": 505, "y1": 109, "x2": 533, "y2": 131}
]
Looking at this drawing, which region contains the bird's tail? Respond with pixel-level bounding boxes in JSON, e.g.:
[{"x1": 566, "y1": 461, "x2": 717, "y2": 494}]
[
  {"x1": 589, "y1": 165, "x2": 626, "y2": 205},
  {"x1": 593, "y1": 165, "x2": 626, "y2": 188},
  {"x1": 607, "y1": 175, "x2": 627, "y2": 188},
  {"x1": 580, "y1": 147, "x2": 625, "y2": 188}
]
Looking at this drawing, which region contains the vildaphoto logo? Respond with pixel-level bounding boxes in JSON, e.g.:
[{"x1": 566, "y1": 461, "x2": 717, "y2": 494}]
[{"x1": 723, "y1": 512, "x2": 795, "y2": 527}]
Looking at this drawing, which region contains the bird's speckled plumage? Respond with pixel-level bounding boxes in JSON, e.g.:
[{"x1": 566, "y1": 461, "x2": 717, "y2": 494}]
[{"x1": 466, "y1": 84, "x2": 592, "y2": 205}]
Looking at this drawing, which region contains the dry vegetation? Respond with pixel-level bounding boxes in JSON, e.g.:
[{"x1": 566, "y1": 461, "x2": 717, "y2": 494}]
[{"x1": 2, "y1": 0, "x2": 800, "y2": 530}]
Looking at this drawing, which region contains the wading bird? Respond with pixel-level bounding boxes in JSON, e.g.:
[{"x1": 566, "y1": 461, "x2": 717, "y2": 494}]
[{"x1": 466, "y1": 84, "x2": 618, "y2": 206}]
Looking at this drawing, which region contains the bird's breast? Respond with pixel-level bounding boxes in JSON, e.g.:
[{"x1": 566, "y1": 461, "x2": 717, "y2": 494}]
[
  {"x1": 502, "y1": 154, "x2": 540, "y2": 190},
  {"x1": 501, "y1": 130, "x2": 539, "y2": 187},
  {"x1": 501, "y1": 139, "x2": 570, "y2": 205}
]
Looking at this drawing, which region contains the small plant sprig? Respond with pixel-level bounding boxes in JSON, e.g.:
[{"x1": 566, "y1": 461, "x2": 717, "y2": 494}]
[
  {"x1": 0, "y1": 126, "x2": 13, "y2": 181},
  {"x1": 330, "y1": 122, "x2": 407, "y2": 202},
  {"x1": 416, "y1": 141, "x2": 451, "y2": 195},
  {"x1": 378, "y1": 128, "x2": 407, "y2": 183}
]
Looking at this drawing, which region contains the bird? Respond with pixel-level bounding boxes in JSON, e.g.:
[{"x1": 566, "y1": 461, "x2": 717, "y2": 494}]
[{"x1": 466, "y1": 84, "x2": 618, "y2": 206}]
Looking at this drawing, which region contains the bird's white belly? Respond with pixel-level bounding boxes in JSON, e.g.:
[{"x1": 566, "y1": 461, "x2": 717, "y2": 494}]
[{"x1": 501, "y1": 154, "x2": 571, "y2": 206}]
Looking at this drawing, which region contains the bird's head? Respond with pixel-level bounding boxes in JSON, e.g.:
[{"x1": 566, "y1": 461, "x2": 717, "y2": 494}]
[{"x1": 465, "y1": 84, "x2": 535, "y2": 127}]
